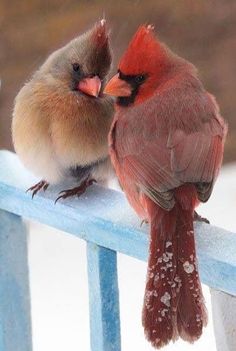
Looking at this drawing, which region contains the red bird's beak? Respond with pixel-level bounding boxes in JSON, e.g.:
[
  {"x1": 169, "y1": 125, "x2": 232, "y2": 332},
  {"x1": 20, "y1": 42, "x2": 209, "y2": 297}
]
[
  {"x1": 78, "y1": 76, "x2": 101, "y2": 98},
  {"x1": 104, "y1": 73, "x2": 131, "y2": 97}
]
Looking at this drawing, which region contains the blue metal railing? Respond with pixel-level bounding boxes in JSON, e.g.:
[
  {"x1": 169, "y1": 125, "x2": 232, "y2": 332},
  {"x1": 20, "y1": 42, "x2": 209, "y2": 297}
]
[{"x1": 0, "y1": 150, "x2": 235, "y2": 351}]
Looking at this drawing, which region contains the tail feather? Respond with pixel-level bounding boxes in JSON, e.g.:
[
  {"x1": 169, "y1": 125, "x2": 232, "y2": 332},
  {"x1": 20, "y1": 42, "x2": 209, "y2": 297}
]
[
  {"x1": 142, "y1": 192, "x2": 207, "y2": 348},
  {"x1": 142, "y1": 205, "x2": 178, "y2": 348},
  {"x1": 176, "y1": 207, "x2": 208, "y2": 341}
]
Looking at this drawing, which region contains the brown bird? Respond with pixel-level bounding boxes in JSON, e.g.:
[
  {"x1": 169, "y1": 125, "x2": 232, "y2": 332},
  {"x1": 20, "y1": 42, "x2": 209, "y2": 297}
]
[{"x1": 12, "y1": 20, "x2": 114, "y2": 201}]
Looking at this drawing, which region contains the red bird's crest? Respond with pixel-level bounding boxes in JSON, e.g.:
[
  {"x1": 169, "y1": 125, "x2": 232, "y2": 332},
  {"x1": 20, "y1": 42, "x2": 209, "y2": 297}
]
[{"x1": 119, "y1": 25, "x2": 165, "y2": 76}]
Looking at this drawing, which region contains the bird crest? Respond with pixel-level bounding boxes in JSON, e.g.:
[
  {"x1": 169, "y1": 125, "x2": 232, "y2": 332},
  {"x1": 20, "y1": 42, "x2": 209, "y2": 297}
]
[
  {"x1": 119, "y1": 25, "x2": 164, "y2": 76},
  {"x1": 91, "y1": 19, "x2": 109, "y2": 48}
]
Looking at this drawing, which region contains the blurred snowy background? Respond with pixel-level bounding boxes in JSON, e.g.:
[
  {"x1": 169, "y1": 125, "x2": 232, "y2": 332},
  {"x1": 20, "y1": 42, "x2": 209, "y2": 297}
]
[{"x1": 28, "y1": 163, "x2": 236, "y2": 351}]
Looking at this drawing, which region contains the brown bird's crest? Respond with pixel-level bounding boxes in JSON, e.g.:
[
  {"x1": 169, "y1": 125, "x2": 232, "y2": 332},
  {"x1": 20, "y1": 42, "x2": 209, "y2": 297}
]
[{"x1": 91, "y1": 19, "x2": 109, "y2": 48}]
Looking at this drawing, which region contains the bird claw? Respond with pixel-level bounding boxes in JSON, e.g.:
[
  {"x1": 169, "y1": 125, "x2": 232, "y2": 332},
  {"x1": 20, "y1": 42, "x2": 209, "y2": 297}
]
[
  {"x1": 140, "y1": 219, "x2": 149, "y2": 227},
  {"x1": 26, "y1": 180, "x2": 49, "y2": 199},
  {"x1": 193, "y1": 211, "x2": 210, "y2": 224},
  {"x1": 55, "y1": 178, "x2": 97, "y2": 204}
]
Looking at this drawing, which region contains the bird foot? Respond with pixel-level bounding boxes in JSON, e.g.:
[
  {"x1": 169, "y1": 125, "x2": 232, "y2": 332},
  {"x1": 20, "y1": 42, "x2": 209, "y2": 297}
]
[
  {"x1": 26, "y1": 180, "x2": 49, "y2": 198},
  {"x1": 194, "y1": 211, "x2": 210, "y2": 224},
  {"x1": 140, "y1": 219, "x2": 149, "y2": 227},
  {"x1": 55, "y1": 178, "x2": 97, "y2": 203}
]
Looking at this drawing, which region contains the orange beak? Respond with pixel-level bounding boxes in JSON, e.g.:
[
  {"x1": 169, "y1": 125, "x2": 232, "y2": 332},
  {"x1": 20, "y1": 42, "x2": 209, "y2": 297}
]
[
  {"x1": 104, "y1": 73, "x2": 131, "y2": 97},
  {"x1": 78, "y1": 76, "x2": 101, "y2": 98}
]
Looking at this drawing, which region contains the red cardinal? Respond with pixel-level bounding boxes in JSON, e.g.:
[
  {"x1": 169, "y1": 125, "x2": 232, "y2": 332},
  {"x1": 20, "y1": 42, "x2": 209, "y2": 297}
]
[{"x1": 104, "y1": 25, "x2": 227, "y2": 348}]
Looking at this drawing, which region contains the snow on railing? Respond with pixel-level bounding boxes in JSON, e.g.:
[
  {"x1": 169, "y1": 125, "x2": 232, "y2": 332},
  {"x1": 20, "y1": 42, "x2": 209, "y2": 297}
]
[{"x1": 0, "y1": 150, "x2": 235, "y2": 351}]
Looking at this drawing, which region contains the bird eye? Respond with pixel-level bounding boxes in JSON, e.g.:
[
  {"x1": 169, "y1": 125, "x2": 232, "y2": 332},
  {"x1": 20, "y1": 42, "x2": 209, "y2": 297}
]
[
  {"x1": 72, "y1": 63, "x2": 80, "y2": 72},
  {"x1": 135, "y1": 75, "x2": 145, "y2": 84}
]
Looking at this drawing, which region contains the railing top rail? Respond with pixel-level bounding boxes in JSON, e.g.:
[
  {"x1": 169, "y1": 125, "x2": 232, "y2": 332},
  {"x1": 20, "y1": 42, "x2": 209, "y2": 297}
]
[{"x1": 0, "y1": 150, "x2": 235, "y2": 295}]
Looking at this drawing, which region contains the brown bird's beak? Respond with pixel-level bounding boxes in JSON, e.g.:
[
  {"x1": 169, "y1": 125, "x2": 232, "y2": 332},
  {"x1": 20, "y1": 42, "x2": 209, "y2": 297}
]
[
  {"x1": 78, "y1": 76, "x2": 101, "y2": 98},
  {"x1": 104, "y1": 73, "x2": 131, "y2": 97}
]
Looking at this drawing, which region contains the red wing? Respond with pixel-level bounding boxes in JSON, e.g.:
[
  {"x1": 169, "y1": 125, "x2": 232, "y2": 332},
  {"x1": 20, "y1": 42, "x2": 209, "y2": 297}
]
[
  {"x1": 169, "y1": 116, "x2": 226, "y2": 201},
  {"x1": 114, "y1": 104, "x2": 226, "y2": 210}
]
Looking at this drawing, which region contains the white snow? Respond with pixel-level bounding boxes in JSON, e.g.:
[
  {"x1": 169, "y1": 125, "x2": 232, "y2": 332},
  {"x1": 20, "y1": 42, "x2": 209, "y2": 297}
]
[
  {"x1": 160, "y1": 292, "x2": 171, "y2": 307},
  {"x1": 183, "y1": 261, "x2": 195, "y2": 274},
  {"x1": 163, "y1": 252, "x2": 173, "y2": 262},
  {"x1": 28, "y1": 163, "x2": 236, "y2": 351}
]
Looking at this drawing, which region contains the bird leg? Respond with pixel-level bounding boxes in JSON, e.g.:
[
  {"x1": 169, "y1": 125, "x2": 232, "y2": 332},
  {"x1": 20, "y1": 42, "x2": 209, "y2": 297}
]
[
  {"x1": 26, "y1": 180, "x2": 49, "y2": 199},
  {"x1": 193, "y1": 211, "x2": 210, "y2": 224},
  {"x1": 140, "y1": 219, "x2": 149, "y2": 227},
  {"x1": 55, "y1": 177, "x2": 97, "y2": 203}
]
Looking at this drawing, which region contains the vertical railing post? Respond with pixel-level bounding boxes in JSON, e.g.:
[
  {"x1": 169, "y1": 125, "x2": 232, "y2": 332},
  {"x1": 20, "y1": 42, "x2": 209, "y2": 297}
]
[
  {"x1": 211, "y1": 289, "x2": 236, "y2": 351},
  {"x1": 87, "y1": 242, "x2": 121, "y2": 351},
  {"x1": 0, "y1": 210, "x2": 32, "y2": 351}
]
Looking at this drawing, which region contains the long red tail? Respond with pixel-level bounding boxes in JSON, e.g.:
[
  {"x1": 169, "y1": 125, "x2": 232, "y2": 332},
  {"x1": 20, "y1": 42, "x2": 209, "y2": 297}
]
[{"x1": 142, "y1": 187, "x2": 207, "y2": 348}]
